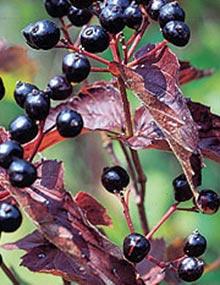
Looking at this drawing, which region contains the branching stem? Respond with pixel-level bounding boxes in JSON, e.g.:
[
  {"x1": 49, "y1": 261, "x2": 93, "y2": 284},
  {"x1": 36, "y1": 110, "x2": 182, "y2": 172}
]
[
  {"x1": 1, "y1": 261, "x2": 20, "y2": 285},
  {"x1": 146, "y1": 203, "x2": 179, "y2": 240}
]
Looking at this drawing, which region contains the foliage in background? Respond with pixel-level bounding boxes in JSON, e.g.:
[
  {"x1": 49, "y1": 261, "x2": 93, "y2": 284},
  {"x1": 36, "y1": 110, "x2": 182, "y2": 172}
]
[{"x1": 0, "y1": 0, "x2": 219, "y2": 284}]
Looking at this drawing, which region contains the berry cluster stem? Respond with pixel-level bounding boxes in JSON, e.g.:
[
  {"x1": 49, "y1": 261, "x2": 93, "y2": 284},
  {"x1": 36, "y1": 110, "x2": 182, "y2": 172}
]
[
  {"x1": 119, "y1": 193, "x2": 135, "y2": 233},
  {"x1": 1, "y1": 260, "x2": 20, "y2": 285},
  {"x1": 127, "y1": 19, "x2": 150, "y2": 60},
  {"x1": 29, "y1": 121, "x2": 45, "y2": 162},
  {"x1": 146, "y1": 203, "x2": 179, "y2": 240},
  {"x1": 116, "y1": 77, "x2": 149, "y2": 234}
]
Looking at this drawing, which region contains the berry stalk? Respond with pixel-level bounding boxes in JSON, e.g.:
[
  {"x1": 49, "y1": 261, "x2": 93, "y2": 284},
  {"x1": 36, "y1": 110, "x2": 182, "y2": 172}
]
[
  {"x1": 0, "y1": 259, "x2": 20, "y2": 285},
  {"x1": 146, "y1": 203, "x2": 179, "y2": 240},
  {"x1": 29, "y1": 120, "x2": 45, "y2": 162},
  {"x1": 118, "y1": 192, "x2": 135, "y2": 233}
]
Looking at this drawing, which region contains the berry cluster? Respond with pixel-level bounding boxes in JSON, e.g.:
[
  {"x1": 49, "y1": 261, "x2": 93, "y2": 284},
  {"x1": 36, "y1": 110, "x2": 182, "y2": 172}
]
[
  {"x1": 147, "y1": 0, "x2": 190, "y2": 46},
  {"x1": 172, "y1": 174, "x2": 219, "y2": 214},
  {"x1": 0, "y1": 1, "x2": 218, "y2": 284},
  {"x1": 177, "y1": 231, "x2": 207, "y2": 282},
  {"x1": 0, "y1": 76, "x2": 83, "y2": 190}
]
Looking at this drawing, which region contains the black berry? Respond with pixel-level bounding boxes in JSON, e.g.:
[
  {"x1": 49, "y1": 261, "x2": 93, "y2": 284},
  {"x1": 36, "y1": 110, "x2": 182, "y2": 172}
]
[
  {"x1": 123, "y1": 233, "x2": 151, "y2": 263},
  {"x1": 47, "y1": 75, "x2": 73, "y2": 100},
  {"x1": 178, "y1": 257, "x2": 204, "y2": 282},
  {"x1": 99, "y1": 5, "x2": 125, "y2": 34},
  {"x1": 172, "y1": 174, "x2": 193, "y2": 202},
  {"x1": 159, "y1": 1, "x2": 185, "y2": 28},
  {"x1": 70, "y1": 0, "x2": 93, "y2": 9},
  {"x1": 147, "y1": 0, "x2": 167, "y2": 21},
  {"x1": 8, "y1": 158, "x2": 37, "y2": 188},
  {"x1": 9, "y1": 115, "x2": 38, "y2": 144},
  {"x1": 184, "y1": 231, "x2": 207, "y2": 257},
  {"x1": 56, "y1": 109, "x2": 84, "y2": 137},
  {"x1": 80, "y1": 25, "x2": 110, "y2": 53},
  {"x1": 62, "y1": 53, "x2": 91, "y2": 83},
  {"x1": 14, "y1": 81, "x2": 39, "y2": 108},
  {"x1": 195, "y1": 189, "x2": 220, "y2": 214},
  {"x1": 0, "y1": 77, "x2": 5, "y2": 100},
  {"x1": 22, "y1": 20, "x2": 60, "y2": 50},
  {"x1": 0, "y1": 254, "x2": 2, "y2": 265},
  {"x1": 162, "y1": 20, "x2": 190, "y2": 47},
  {"x1": 0, "y1": 202, "x2": 22, "y2": 233},
  {"x1": 44, "y1": 0, "x2": 71, "y2": 18},
  {"x1": 124, "y1": 2, "x2": 143, "y2": 30},
  {"x1": 24, "y1": 90, "x2": 50, "y2": 120},
  {"x1": 101, "y1": 166, "x2": 130, "y2": 193},
  {"x1": 67, "y1": 6, "x2": 92, "y2": 27},
  {"x1": 0, "y1": 140, "x2": 23, "y2": 169},
  {"x1": 106, "y1": 0, "x2": 131, "y2": 10}
]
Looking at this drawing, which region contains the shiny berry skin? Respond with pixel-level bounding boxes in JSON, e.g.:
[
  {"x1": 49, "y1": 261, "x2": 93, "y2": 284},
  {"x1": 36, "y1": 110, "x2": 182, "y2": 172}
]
[
  {"x1": 67, "y1": 6, "x2": 92, "y2": 27},
  {"x1": 47, "y1": 75, "x2": 73, "y2": 100},
  {"x1": 80, "y1": 25, "x2": 110, "y2": 53},
  {"x1": 70, "y1": 0, "x2": 92, "y2": 9},
  {"x1": 62, "y1": 53, "x2": 91, "y2": 83},
  {"x1": 101, "y1": 166, "x2": 130, "y2": 193},
  {"x1": 158, "y1": 1, "x2": 185, "y2": 28},
  {"x1": 106, "y1": 0, "x2": 131, "y2": 9},
  {"x1": 44, "y1": 0, "x2": 71, "y2": 18},
  {"x1": 22, "y1": 20, "x2": 60, "y2": 50},
  {"x1": 0, "y1": 141, "x2": 23, "y2": 169},
  {"x1": 195, "y1": 189, "x2": 219, "y2": 214},
  {"x1": 172, "y1": 174, "x2": 193, "y2": 202},
  {"x1": 56, "y1": 109, "x2": 84, "y2": 138},
  {"x1": 123, "y1": 233, "x2": 151, "y2": 263},
  {"x1": 8, "y1": 158, "x2": 37, "y2": 188},
  {"x1": 9, "y1": 115, "x2": 38, "y2": 144},
  {"x1": 99, "y1": 5, "x2": 125, "y2": 34},
  {"x1": 0, "y1": 77, "x2": 5, "y2": 100},
  {"x1": 147, "y1": 0, "x2": 167, "y2": 21},
  {"x1": 184, "y1": 231, "x2": 207, "y2": 257},
  {"x1": 124, "y1": 3, "x2": 143, "y2": 30},
  {"x1": 178, "y1": 257, "x2": 204, "y2": 282},
  {"x1": 162, "y1": 20, "x2": 190, "y2": 47},
  {"x1": 24, "y1": 90, "x2": 50, "y2": 121},
  {"x1": 14, "y1": 81, "x2": 39, "y2": 108},
  {"x1": 0, "y1": 203, "x2": 22, "y2": 233}
]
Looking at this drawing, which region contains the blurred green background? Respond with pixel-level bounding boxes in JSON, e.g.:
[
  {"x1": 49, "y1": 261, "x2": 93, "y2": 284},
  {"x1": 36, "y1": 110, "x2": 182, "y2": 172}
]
[{"x1": 0, "y1": 0, "x2": 219, "y2": 284}]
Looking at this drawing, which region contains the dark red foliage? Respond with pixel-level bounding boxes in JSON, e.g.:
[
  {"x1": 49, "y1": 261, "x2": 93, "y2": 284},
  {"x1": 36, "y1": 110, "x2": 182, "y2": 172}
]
[
  {"x1": 110, "y1": 43, "x2": 201, "y2": 194},
  {"x1": 179, "y1": 60, "x2": 213, "y2": 85},
  {"x1": 75, "y1": 192, "x2": 112, "y2": 226},
  {"x1": 1, "y1": 160, "x2": 138, "y2": 285}
]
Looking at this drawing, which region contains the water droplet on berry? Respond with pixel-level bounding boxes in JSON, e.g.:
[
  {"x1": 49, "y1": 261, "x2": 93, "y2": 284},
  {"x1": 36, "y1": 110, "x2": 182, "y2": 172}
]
[
  {"x1": 79, "y1": 266, "x2": 86, "y2": 273},
  {"x1": 38, "y1": 253, "x2": 46, "y2": 259}
]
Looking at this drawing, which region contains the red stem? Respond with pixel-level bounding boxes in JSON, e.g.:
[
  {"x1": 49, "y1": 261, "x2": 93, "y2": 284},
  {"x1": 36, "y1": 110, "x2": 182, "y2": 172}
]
[
  {"x1": 66, "y1": 42, "x2": 110, "y2": 66},
  {"x1": 128, "y1": 40, "x2": 167, "y2": 67},
  {"x1": 110, "y1": 35, "x2": 121, "y2": 63},
  {"x1": 60, "y1": 18, "x2": 72, "y2": 44},
  {"x1": 91, "y1": 67, "x2": 110, "y2": 73},
  {"x1": 0, "y1": 190, "x2": 10, "y2": 200},
  {"x1": 147, "y1": 255, "x2": 166, "y2": 269},
  {"x1": 146, "y1": 203, "x2": 179, "y2": 240},
  {"x1": 116, "y1": 77, "x2": 133, "y2": 137},
  {"x1": 118, "y1": 192, "x2": 135, "y2": 233},
  {"x1": 1, "y1": 262, "x2": 20, "y2": 285},
  {"x1": 127, "y1": 19, "x2": 150, "y2": 60},
  {"x1": 29, "y1": 121, "x2": 45, "y2": 162}
]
